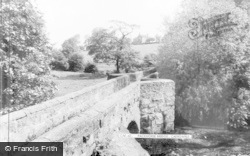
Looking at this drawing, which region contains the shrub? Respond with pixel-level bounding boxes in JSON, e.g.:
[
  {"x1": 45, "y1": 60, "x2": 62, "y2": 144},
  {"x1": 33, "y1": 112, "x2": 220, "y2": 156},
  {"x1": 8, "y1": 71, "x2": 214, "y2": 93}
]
[
  {"x1": 50, "y1": 51, "x2": 69, "y2": 71},
  {"x1": 68, "y1": 52, "x2": 86, "y2": 71},
  {"x1": 120, "y1": 50, "x2": 141, "y2": 73},
  {"x1": 3, "y1": 51, "x2": 56, "y2": 108},
  {"x1": 84, "y1": 63, "x2": 98, "y2": 73},
  {"x1": 50, "y1": 60, "x2": 69, "y2": 71},
  {"x1": 0, "y1": 0, "x2": 56, "y2": 110},
  {"x1": 143, "y1": 54, "x2": 157, "y2": 67}
]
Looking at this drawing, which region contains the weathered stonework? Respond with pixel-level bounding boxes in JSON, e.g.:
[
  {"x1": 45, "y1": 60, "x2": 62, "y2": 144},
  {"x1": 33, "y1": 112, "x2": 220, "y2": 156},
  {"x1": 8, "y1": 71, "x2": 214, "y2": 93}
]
[
  {"x1": 96, "y1": 126, "x2": 149, "y2": 156},
  {"x1": 140, "y1": 79, "x2": 175, "y2": 133},
  {"x1": 0, "y1": 71, "x2": 175, "y2": 156},
  {"x1": 0, "y1": 75, "x2": 132, "y2": 142}
]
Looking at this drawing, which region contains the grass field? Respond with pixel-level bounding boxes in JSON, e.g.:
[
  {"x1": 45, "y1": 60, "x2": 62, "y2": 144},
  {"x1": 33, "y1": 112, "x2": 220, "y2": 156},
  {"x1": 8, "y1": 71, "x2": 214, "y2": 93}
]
[
  {"x1": 50, "y1": 70, "x2": 107, "y2": 98},
  {"x1": 50, "y1": 63, "x2": 116, "y2": 98}
]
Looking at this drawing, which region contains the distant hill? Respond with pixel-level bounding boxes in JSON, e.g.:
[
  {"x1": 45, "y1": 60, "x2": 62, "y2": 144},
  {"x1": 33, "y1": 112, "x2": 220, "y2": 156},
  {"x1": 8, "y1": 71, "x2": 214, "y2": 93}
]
[{"x1": 131, "y1": 43, "x2": 162, "y2": 59}]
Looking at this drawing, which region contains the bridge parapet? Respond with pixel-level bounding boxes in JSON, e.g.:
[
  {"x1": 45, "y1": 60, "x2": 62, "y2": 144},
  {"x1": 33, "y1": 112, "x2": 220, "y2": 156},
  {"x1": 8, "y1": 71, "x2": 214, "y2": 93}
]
[
  {"x1": 0, "y1": 74, "x2": 134, "y2": 142},
  {"x1": 34, "y1": 82, "x2": 141, "y2": 156},
  {"x1": 0, "y1": 71, "x2": 175, "y2": 156}
]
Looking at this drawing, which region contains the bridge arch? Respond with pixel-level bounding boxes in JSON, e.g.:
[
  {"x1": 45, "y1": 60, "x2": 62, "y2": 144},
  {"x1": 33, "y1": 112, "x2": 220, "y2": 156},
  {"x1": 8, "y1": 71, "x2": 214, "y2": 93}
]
[{"x1": 127, "y1": 121, "x2": 139, "y2": 134}]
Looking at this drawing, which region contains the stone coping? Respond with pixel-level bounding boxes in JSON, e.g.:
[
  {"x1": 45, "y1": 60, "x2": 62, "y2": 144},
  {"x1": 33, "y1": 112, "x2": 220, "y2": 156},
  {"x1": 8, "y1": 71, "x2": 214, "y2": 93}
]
[
  {"x1": 33, "y1": 82, "x2": 140, "y2": 142},
  {"x1": 0, "y1": 75, "x2": 131, "y2": 124}
]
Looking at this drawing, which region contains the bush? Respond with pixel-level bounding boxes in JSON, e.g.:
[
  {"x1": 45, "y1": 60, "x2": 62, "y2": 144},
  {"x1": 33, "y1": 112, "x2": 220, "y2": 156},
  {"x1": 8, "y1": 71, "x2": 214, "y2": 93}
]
[
  {"x1": 143, "y1": 54, "x2": 157, "y2": 67},
  {"x1": 50, "y1": 60, "x2": 69, "y2": 71},
  {"x1": 157, "y1": 1, "x2": 250, "y2": 129},
  {"x1": 50, "y1": 51, "x2": 69, "y2": 71},
  {"x1": 0, "y1": 0, "x2": 56, "y2": 111},
  {"x1": 3, "y1": 51, "x2": 56, "y2": 108},
  {"x1": 68, "y1": 52, "x2": 86, "y2": 71},
  {"x1": 84, "y1": 63, "x2": 98, "y2": 73}
]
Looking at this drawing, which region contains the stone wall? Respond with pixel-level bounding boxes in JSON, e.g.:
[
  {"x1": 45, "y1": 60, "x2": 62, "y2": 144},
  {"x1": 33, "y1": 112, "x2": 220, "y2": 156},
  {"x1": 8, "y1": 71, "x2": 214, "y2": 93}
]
[
  {"x1": 0, "y1": 70, "x2": 175, "y2": 156},
  {"x1": 107, "y1": 71, "x2": 143, "y2": 81},
  {"x1": 140, "y1": 79, "x2": 175, "y2": 133},
  {"x1": 0, "y1": 75, "x2": 133, "y2": 142},
  {"x1": 34, "y1": 82, "x2": 141, "y2": 156},
  {"x1": 97, "y1": 126, "x2": 149, "y2": 156}
]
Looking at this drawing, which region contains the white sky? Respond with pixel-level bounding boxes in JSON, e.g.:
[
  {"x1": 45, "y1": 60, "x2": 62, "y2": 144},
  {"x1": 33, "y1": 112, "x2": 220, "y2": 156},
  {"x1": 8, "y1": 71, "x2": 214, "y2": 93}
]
[{"x1": 34, "y1": 0, "x2": 182, "y2": 47}]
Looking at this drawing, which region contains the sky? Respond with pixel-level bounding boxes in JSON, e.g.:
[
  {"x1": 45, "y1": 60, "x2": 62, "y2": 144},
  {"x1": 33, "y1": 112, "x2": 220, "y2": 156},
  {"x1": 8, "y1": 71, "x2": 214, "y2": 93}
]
[{"x1": 34, "y1": 0, "x2": 183, "y2": 47}]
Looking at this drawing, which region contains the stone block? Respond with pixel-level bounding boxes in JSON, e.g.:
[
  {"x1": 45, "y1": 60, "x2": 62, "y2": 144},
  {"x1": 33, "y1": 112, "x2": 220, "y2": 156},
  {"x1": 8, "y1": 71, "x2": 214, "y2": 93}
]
[
  {"x1": 140, "y1": 79, "x2": 175, "y2": 133},
  {"x1": 165, "y1": 123, "x2": 174, "y2": 132},
  {"x1": 140, "y1": 99, "x2": 151, "y2": 106},
  {"x1": 155, "y1": 113, "x2": 163, "y2": 124}
]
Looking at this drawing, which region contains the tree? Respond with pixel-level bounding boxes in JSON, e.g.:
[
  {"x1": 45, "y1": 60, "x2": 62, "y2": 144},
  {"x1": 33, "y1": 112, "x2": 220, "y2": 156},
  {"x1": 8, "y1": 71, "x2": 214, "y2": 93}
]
[
  {"x1": 0, "y1": 0, "x2": 56, "y2": 109},
  {"x1": 145, "y1": 37, "x2": 155, "y2": 44},
  {"x1": 132, "y1": 34, "x2": 143, "y2": 45},
  {"x1": 144, "y1": 54, "x2": 157, "y2": 67},
  {"x1": 120, "y1": 49, "x2": 140, "y2": 73},
  {"x1": 1, "y1": 0, "x2": 50, "y2": 59},
  {"x1": 155, "y1": 35, "x2": 162, "y2": 43},
  {"x1": 158, "y1": 0, "x2": 250, "y2": 129},
  {"x1": 50, "y1": 48, "x2": 69, "y2": 71},
  {"x1": 61, "y1": 34, "x2": 81, "y2": 57},
  {"x1": 68, "y1": 52, "x2": 86, "y2": 71},
  {"x1": 86, "y1": 21, "x2": 139, "y2": 73}
]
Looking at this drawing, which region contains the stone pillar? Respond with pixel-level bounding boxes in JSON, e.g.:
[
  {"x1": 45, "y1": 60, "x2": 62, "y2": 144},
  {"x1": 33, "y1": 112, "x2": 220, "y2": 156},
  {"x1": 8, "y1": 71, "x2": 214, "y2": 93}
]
[{"x1": 140, "y1": 79, "x2": 175, "y2": 134}]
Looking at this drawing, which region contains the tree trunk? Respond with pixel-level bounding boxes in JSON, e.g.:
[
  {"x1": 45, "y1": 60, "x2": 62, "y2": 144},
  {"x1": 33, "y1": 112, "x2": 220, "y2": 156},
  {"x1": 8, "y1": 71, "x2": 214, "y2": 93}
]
[{"x1": 116, "y1": 58, "x2": 120, "y2": 73}]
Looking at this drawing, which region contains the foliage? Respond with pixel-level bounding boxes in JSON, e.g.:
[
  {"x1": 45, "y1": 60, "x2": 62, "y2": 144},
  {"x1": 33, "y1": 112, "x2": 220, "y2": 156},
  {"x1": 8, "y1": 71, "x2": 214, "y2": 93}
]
[
  {"x1": 86, "y1": 21, "x2": 140, "y2": 73},
  {"x1": 58, "y1": 35, "x2": 93, "y2": 71},
  {"x1": 143, "y1": 53, "x2": 157, "y2": 67},
  {"x1": 68, "y1": 52, "x2": 86, "y2": 71},
  {"x1": 61, "y1": 34, "x2": 81, "y2": 57},
  {"x1": 3, "y1": 52, "x2": 56, "y2": 107},
  {"x1": 81, "y1": 52, "x2": 94, "y2": 64},
  {"x1": 155, "y1": 35, "x2": 162, "y2": 43},
  {"x1": 84, "y1": 63, "x2": 98, "y2": 73},
  {"x1": 145, "y1": 37, "x2": 155, "y2": 44},
  {"x1": 0, "y1": 0, "x2": 56, "y2": 108},
  {"x1": 158, "y1": 0, "x2": 250, "y2": 129},
  {"x1": 132, "y1": 34, "x2": 143, "y2": 45},
  {"x1": 120, "y1": 49, "x2": 141, "y2": 73},
  {"x1": 50, "y1": 50, "x2": 69, "y2": 71}
]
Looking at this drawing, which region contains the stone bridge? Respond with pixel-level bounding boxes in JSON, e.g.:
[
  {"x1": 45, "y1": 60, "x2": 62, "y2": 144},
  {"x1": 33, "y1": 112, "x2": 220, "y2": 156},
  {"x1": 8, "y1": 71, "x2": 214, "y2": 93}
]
[{"x1": 0, "y1": 71, "x2": 175, "y2": 156}]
